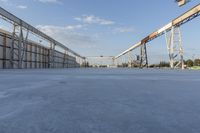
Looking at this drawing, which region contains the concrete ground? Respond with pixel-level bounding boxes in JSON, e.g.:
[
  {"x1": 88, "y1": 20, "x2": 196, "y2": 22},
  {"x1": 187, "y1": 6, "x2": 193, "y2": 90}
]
[{"x1": 0, "y1": 68, "x2": 200, "y2": 133}]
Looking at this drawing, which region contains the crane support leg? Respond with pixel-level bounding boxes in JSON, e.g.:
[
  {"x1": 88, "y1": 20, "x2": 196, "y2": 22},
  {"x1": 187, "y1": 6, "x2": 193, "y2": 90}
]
[
  {"x1": 128, "y1": 52, "x2": 134, "y2": 68},
  {"x1": 165, "y1": 26, "x2": 184, "y2": 69},
  {"x1": 140, "y1": 43, "x2": 148, "y2": 68}
]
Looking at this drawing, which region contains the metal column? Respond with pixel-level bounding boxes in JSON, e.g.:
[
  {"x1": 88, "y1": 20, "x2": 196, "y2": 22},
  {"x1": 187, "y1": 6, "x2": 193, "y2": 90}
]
[
  {"x1": 10, "y1": 23, "x2": 29, "y2": 69},
  {"x1": 10, "y1": 24, "x2": 16, "y2": 69},
  {"x1": 165, "y1": 26, "x2": 184, "y2": 69},
  {"x1": 63, "y1": 50, "x2": 67, "y2": 68},
  {"x1": 3, "y1": 33, "x2": 6, "y2": 69},
  {"x1": 50, "y1": 43, "x2": 55, "y2": 68},
  {"x1": 140, "y1": 43, "x2": 148, "y2": 68}
]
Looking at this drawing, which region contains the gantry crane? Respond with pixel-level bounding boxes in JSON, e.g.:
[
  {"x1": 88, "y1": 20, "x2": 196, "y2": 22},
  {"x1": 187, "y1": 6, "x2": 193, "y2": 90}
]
[{"x1": 114, "y1": 3, "x2": 200, "y2": 69}]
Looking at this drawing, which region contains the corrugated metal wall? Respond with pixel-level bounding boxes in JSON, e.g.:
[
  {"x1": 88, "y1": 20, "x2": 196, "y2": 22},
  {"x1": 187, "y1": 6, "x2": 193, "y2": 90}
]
[{"x1": 0, "y1": 30, "x2": 80, "y2": 69}]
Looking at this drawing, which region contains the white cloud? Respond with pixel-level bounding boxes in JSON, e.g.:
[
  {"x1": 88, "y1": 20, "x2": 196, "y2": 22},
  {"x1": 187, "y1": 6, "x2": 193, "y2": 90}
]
[
  {"x1": 113, "y1": 27, "x2": 135, "y2": 33},
  {"x1": 0, "y1": 24, "x2": 11, "y2": 32},
  {"x1": 17, "y1": 5, "x2": 27, "y2": 9},
  {"x1": 36, "y1": 25, "x2": 97, "y2": 48},
  {"x1": 65, "y1": 25, "x2": 83, "y2": 30},
  {"x1": 36, "y1": 24, "x2": 83, "y2": 31},
  {"x1": 37, "y1": 0, "x2": 61, "y2": 4},
  {"x1": 0, "y1": 0, "x2": 28, "y2": 9},
  {"x1": 0, "y1": 0, "x2": 8, "y2": 2},
  {"x1": 0, "y1": 0, "x2": 12, "y2": 6},
  {"x1": 74, "y1": 15, "x2": 115, "y2": 25}
]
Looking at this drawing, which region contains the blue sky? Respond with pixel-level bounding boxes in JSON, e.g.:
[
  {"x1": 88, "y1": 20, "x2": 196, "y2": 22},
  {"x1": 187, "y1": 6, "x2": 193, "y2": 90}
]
[{"x1": 0, "y1": 0, "x2": 200, "y2": 63}]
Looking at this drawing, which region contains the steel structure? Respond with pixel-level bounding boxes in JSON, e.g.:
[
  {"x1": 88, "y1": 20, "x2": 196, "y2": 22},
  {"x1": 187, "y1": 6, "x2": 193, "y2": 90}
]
[
  {"x1": 140, "y1": 43, "x2": 148, "y2": 68},
  {"x1": 115, "y1": 3, "x2": 200, "y2": 69},
  {"x1": 165, "y1": 26, "x2": 184, "y2": 69},
  {"x1": 0, "y1": 7, "x2": 85, "y2": 68}
]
